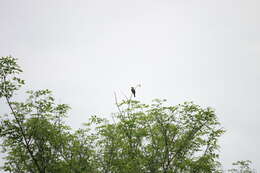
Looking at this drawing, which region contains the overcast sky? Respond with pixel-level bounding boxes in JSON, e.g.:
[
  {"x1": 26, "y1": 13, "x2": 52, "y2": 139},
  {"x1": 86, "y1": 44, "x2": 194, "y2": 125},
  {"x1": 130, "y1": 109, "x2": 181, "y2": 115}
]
[{"x1": 0, "y1": 0, "x2": 259, "y2": 171}]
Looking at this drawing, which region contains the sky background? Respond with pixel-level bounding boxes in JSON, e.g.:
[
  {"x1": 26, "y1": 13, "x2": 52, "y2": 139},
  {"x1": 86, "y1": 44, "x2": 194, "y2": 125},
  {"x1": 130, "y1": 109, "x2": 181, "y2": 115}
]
[{"x1": 0, "y1": 0, "x2": 259, "y2": 171}]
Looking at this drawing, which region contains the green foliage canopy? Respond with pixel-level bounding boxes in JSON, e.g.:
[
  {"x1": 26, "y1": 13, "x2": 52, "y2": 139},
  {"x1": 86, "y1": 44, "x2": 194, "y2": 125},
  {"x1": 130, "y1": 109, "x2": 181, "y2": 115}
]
[{"x1": 1, "y1": 56, "x2": 248, "y2": 173}]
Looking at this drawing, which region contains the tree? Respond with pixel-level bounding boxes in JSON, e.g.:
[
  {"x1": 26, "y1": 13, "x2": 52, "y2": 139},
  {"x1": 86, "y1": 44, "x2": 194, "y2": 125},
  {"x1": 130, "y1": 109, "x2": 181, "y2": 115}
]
[
  {"x1": 0, "y1": 56, "x2": 97, "y2": 173},
  {"x1": 228, "y1": 160, "x2": 255, "y2": 173},
  {"x1": 1, "y1": 56, "x2": 247, "y2": 173},
  {"x1": 90, "y1": 98, "x2": 225, "y2": 173}
]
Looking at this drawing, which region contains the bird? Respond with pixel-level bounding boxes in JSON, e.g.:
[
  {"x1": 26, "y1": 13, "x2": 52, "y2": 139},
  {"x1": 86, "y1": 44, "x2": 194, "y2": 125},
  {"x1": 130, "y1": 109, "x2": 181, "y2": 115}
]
[{"x1": 131, "y1": 87, "x2": 136, "y2": 97}]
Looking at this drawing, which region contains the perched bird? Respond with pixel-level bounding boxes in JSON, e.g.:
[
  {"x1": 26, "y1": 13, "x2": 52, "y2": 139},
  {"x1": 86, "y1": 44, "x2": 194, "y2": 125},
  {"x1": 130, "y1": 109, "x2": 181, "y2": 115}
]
[{"x1": 131, "y1": 87, "x2": 136, "y2": 97}]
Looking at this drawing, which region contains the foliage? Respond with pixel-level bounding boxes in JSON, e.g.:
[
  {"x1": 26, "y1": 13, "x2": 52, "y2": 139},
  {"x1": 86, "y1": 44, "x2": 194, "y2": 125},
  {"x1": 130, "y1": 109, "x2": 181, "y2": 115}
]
[
  {"x1": 228, "y1": 160, "x2": 255, "y2": 173},
  {"x1": 0, "y1": 56, "x2": 249, "y2": 173},
  {"x1": 0, "y1": 56, "x2": 97, "y2": 173},
  {"x1": 91, "y1": 98, "x2": 225, "y2": 173}
]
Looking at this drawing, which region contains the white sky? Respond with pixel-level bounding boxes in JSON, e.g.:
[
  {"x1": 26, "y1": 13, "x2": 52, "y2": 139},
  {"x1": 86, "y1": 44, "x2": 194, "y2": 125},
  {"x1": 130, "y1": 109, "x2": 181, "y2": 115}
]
[{"x1": 0, "y1": 0, "x2": 260, "y2": 171}]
